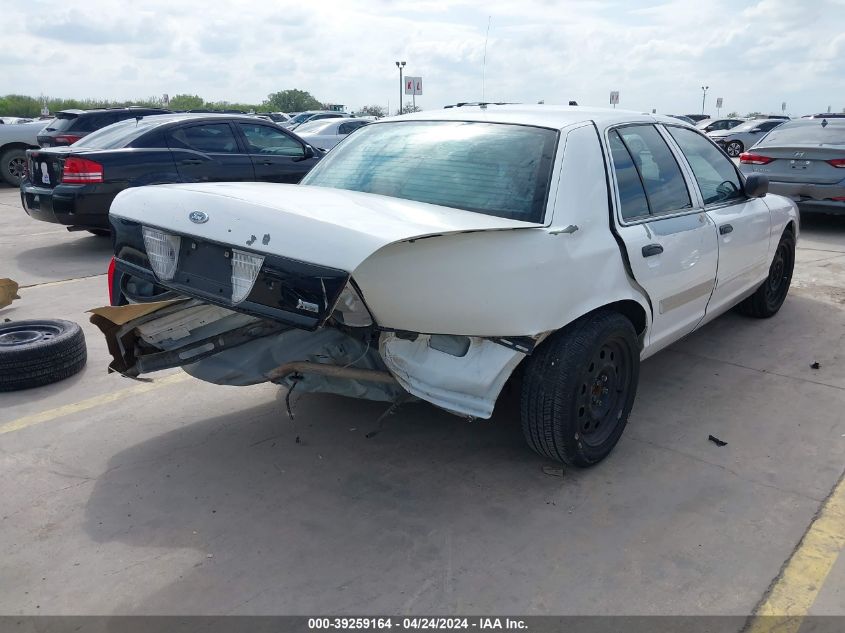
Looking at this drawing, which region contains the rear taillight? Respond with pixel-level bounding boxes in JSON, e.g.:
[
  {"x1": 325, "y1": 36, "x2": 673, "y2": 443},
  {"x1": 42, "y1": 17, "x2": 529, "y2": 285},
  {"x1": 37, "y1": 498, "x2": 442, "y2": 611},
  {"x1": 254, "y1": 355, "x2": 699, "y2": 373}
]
[
  {"x1": 61, "y1": 157, "x2": 103, "y2": 184},
  {"x1": 827, "y1": 158, "x2": 845, "y2": 168},
  {"x1": 739, "y1": 152, "x2": 774, "y2": 165},
  {"x1": 54, "y1": 134, "x2": 82, "y2": 145},
  {"x1": 107, "y1": 256, "x2": 116, "y2": 305}
]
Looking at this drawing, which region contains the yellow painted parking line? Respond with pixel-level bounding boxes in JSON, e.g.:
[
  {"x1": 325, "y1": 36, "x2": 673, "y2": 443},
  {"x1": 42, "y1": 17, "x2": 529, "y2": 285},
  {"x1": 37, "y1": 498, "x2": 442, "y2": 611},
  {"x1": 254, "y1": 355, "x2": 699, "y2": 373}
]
[
  {"x1": 0, "y1": 373, "x2": 191, "y2": 436},
  {"x1": 746, "y1": 473, "x2": 845, "y2": 633}
]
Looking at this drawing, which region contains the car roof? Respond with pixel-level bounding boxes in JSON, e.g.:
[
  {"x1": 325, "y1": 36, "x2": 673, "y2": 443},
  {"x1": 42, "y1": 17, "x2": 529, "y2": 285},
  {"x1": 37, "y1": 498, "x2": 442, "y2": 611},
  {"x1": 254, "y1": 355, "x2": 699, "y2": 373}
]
[
  {"x1": 373, "y1": 104, "x2": 691, "y2": 131},
  {"x1": 57, "y1": 107, "x2": 168, "y2": 116},
  {"x1": 121, "y1": 112, "x2": 281, "y2": 126}
]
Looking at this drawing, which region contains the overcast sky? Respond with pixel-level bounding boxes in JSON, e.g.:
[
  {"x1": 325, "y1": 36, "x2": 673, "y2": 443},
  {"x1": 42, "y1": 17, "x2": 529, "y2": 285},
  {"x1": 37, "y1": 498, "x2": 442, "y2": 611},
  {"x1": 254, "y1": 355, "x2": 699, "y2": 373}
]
[{"x1": 3, "y1": 0, "x2": 844, "y2": 116}]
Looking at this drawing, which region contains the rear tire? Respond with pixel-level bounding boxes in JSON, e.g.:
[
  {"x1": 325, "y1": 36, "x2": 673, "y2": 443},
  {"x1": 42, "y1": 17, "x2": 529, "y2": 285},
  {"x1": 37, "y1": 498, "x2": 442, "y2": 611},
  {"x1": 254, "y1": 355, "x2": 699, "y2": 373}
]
[
  {"x1": 520, "y1": 311, "x2": 640, "y2": 467},
  {"x1": 0, "y1": 319, "x2": 87, "y2": 392},
  {"x1": 0, "y1": 148, "x2": 27, "y2": 186},
  {"x1": 738, "y1": 230, "x2": 795, "y2": 318},
  {"x1": 725, "y1": 140, "x2": 743, "y2": 158}
]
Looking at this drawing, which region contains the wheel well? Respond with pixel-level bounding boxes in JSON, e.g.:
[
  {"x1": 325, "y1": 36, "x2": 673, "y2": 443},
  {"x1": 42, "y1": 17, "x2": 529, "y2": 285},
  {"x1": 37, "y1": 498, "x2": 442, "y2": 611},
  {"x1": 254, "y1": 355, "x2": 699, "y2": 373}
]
[
  {"x1": 600, "y1": 300, "x2": 647, "y2": 336},
  {"x1": 784, "y1": 221, "x2": 796, "y2": 236},
  {"x1": 0, "y1": 142, "x2": 37, "y2": 154}
]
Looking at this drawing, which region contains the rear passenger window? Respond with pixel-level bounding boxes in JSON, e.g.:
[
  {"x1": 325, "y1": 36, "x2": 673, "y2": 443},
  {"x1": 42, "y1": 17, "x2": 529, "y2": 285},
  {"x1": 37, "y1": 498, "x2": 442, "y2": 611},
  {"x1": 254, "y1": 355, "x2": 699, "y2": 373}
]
[
  {"x1": 666, "y1": 126, "x2": 743, "y2": 205},
  {"x1": 608, "y1": 131, "x2": 650, "y2": 220},
  {"x1": 168, "y1": 124, "x2": 240, "y2": 154},
  {"x1": 614, "y1": 125, "x2": 692, "y2": 217}
]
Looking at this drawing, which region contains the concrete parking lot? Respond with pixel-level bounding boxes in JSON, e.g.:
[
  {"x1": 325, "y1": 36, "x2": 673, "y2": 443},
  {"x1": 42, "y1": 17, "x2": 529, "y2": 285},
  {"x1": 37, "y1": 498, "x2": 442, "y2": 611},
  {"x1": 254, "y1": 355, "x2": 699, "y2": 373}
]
[{"x1": 1, "y1": 182, "x2": 843, "y2": 619}]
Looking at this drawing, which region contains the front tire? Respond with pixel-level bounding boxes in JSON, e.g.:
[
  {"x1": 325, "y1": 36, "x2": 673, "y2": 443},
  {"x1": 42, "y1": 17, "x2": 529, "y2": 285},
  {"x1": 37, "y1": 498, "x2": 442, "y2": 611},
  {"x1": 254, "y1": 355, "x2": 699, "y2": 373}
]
[
  {"x1": 725, "y1": 140, "x2": 743, "y2": 158},
  {"x1": 738, "y1": 230, "x2": 795, "y2": 318},
  {"x1": 0, "y1": 148, "x2": 27, "y2": 186},
  {"x1": 520, "y1": 311, "x2": 640, "y2": 467}
]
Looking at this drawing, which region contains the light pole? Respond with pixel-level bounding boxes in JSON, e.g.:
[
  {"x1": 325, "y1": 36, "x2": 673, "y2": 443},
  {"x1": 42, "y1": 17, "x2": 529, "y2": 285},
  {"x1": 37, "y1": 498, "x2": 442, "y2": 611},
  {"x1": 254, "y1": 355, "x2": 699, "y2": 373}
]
[
  {"x1": 701, "y1": 85, "x2": 709, "y2": 115},
  {"x1": 395, "y1": 61, "x2": 406, "y2": 114}
]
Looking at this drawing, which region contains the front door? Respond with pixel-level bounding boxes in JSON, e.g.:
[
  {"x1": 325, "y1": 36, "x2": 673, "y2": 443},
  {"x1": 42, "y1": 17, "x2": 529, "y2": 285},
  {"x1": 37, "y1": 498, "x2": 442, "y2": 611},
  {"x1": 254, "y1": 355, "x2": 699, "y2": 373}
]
[
  {"x1": 606, "y1": 124, "x2": 719, "y2": 355},
  {"x1": 664, "y1": 125, "x2": 771, "y2": 315},
  {"x1": 167, "y1": 122, "x2": 255, "y2": 183},
  {"x1": 235, "y1": 122, "x2": 313, "y2": 183}
]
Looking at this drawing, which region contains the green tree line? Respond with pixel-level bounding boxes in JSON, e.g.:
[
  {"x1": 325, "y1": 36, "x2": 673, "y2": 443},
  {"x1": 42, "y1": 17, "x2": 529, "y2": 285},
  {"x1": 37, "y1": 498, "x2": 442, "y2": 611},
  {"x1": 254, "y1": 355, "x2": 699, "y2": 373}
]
[{"x1": 0, "y1": 89, "x2": 339, "y2": 117}]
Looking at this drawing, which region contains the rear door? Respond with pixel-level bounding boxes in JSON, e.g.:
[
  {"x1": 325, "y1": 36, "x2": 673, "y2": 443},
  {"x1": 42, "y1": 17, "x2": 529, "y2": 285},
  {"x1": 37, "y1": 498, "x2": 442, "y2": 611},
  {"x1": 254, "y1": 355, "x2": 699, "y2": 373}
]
[
  {"x1": 166, "y1": 122, "x2": 255, "y2": 182},
  {"x1": 606, "y1": 124, "x2": 719, "y2": 354},
  {"x1": 234, "y1": 122, "x2": 312, "y2": 183},
  {"x1": 665, "y1": 125, "x2": 771, "y2": 315}
]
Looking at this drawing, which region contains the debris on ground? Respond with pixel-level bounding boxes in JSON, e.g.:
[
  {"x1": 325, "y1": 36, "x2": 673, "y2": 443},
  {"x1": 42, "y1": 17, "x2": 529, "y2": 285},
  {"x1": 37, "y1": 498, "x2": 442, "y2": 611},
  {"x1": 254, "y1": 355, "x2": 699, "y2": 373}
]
[
  {"x1": 708, "y1": 434, "x2": 728, "y2": 447},
  {"x1": 810, "y1": 362, "x2": 821, "y2": 370},
  {"x1": 542, "y1": 466, "x2": 564, "y2": 478},
  {"x1": 0, "y1": 279, "x2": 20, "y2": 309}
]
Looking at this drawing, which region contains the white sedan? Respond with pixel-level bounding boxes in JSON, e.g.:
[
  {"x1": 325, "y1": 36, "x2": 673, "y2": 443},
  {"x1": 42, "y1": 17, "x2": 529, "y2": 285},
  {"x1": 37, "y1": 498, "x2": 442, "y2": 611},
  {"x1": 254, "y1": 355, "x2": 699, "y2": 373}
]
[
  {"x1": 98, "y1": 105, "x2": 798, "y2": 467},
  {"x1": 294, "y1": 117, "x2": 370, "y2": 150}
]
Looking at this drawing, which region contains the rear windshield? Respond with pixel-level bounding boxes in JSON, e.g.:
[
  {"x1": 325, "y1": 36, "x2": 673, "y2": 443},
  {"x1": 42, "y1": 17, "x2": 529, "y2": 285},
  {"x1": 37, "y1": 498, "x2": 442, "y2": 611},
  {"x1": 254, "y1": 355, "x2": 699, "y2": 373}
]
[
  {"x1": 301, "y1": 120, "x2": 558, "y2": 223},
  {"x1": 295, "y1": 119, "x2": 336, "y2": 134},
  {"x1": 757, "y1": 122, "x2": 845, "y2": 146},
  {"x1": 74, "y1": 118, "x2": 162, "y2": 149},
  {"x1": 42, "y1": 115, "x2": 76, "y2": 132}
]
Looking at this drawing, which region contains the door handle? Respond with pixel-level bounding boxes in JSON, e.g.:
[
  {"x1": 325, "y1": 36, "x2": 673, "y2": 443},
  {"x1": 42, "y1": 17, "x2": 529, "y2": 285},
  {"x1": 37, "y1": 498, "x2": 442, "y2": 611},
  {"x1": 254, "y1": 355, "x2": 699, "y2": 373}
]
[
  {"x1": 181, "y1": 159, "x2": 203, "y2": 166},
  {"x1": 641, "y1": 244, "x2": 664, "y2": 258},
  {"x1": 720, "y1": 224, "x2": 734, "y2": 235}
]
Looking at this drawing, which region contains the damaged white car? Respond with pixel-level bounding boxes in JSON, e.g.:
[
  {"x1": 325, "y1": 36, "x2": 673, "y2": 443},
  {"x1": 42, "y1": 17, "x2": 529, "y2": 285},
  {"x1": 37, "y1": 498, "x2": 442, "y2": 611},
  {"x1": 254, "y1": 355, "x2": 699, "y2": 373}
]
[{"x1": 96, "y1": 105, "x2": 798, "y2": 466}]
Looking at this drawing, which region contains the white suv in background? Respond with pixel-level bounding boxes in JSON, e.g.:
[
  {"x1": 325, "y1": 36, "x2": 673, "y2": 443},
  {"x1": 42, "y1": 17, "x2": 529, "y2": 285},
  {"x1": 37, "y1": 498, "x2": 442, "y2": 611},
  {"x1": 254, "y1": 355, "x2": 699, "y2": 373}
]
[{"x1": 100, "y1": 105, "x2": 798, "y2": 467}]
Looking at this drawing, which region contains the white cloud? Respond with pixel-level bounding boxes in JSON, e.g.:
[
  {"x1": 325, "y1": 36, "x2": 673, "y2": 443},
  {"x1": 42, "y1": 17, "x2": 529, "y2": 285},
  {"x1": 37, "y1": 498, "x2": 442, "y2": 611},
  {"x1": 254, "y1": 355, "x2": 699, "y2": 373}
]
[{"x1": 1, "y1": 0, "x2": 843, "y2": 116}]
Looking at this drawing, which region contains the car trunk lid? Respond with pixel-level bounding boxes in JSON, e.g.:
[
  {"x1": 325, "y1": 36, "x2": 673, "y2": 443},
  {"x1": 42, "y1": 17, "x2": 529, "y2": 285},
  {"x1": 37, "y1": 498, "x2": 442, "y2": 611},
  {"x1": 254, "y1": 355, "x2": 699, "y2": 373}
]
[
  {"x1": 109, "y1": 182, "x2": 544, "y2": 273},
  {"x1": 746, "y1": 144, "x2": 845, "y2": 184},
  {"x1": 26, "y1": 148, "x2": 75, "y2": 188}
]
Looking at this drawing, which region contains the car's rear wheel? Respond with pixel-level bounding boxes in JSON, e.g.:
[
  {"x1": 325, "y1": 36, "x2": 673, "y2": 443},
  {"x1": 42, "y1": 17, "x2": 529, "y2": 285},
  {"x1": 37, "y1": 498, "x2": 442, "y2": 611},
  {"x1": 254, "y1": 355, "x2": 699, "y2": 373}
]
[
  {"x1": 738, "y1": 230, "x2": 795, "y2": 318},
  {"x1": 520, "y1": 311, "x2": 640, "y2": 466},
  {"x1": 0, "y1": 319, "x2": 87, "y2": 391},
  {"x1": 0, "y1": 148, "x2": 27, "y2": 186},
  {"x1": 725, "y1": 140, "x2": 743, "y2": 158}
]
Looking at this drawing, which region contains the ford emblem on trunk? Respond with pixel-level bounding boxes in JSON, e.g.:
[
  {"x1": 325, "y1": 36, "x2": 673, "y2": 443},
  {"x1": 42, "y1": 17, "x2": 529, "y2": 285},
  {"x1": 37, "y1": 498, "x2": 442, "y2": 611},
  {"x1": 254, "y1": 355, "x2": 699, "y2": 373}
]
[{"x1": 189, "y1": 211, "x2": 209, "y2": 224}]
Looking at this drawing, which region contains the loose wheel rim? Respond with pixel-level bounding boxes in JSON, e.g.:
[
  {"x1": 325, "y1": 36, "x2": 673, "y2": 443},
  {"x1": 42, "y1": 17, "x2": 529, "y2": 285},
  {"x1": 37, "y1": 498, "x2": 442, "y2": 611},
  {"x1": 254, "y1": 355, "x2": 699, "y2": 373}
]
[
  {"x1": 0, "y1": 323, "x2": 62, "y2": 347},
  {"x1": 765, "y1": 240, "x2": 793, "y2": 310},
  {"x1": 8, "y1": 156, "x2": 26, "y2": 180},
  {"x1": 575, "y1": 337, "x2": 633, "y2": 447}
]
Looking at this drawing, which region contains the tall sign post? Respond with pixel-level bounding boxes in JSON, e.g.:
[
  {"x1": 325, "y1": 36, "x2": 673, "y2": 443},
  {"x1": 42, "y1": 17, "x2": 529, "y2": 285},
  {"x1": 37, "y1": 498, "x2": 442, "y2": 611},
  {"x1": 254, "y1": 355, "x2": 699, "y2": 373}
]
[
  {"x1": 609, "y1": 91, "x2": 619, "y2": 108},
  {"x1": 395, "y1": 61, "x2": 406, "y2": 114},
  {"x1": 405, "y1": 76, "x2": 423, "y2": 111},
  {"x1": 716, "y1": 97, "x2": 723, "y2": 117}
]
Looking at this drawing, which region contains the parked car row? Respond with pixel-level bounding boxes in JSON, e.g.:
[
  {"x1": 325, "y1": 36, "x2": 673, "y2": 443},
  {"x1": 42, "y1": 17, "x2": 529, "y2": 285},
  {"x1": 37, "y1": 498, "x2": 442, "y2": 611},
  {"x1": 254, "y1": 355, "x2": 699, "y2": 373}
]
[{"x1": 20, "y1": 114, "x2": 326, "y2": 234}]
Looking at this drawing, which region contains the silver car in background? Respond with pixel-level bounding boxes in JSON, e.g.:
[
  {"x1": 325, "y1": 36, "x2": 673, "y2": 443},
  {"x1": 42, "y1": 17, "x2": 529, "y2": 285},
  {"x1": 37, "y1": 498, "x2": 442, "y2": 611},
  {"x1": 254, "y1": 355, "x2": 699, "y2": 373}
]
[
  {"x1": 739, "y1": 118, "x2": 845, "y2": 214},
  {"x1": 695, "y1": 118, "x2": 745, "y2": 133},
  {"x1": 709, "y1": 118, "x2": 786, "y2": 157},
  {"x1": 295, "y1": 117, "x2": 370, "y2": 150}
]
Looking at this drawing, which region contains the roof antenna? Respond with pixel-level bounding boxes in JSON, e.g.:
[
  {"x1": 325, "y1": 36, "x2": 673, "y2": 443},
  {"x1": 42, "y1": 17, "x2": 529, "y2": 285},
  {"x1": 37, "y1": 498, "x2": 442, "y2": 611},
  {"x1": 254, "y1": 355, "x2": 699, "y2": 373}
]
[{"x1": 482, "y1": 15, "x2": 491, "y2": 102}]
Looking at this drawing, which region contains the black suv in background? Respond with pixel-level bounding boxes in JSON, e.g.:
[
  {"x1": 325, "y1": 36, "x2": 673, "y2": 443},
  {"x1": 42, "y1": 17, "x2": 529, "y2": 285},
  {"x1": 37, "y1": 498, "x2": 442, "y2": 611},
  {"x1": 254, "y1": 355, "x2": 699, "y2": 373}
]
[{"x1": 37, "y1": 107, "x2": 171, "y2": 147}]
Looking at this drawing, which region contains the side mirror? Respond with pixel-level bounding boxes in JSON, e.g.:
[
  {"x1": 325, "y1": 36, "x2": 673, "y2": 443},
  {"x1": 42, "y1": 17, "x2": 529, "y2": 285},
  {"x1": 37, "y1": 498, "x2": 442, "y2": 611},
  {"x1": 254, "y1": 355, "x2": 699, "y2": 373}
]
[
  {"x1": 304, "y1": 144, "x2": 314, "y2": 158},
  {"x1": 744, "y1": 173, "x2": 768, "y2": 198},
  {"x1": 750, "y1": 128, "x2": 762, "y2": 133}
]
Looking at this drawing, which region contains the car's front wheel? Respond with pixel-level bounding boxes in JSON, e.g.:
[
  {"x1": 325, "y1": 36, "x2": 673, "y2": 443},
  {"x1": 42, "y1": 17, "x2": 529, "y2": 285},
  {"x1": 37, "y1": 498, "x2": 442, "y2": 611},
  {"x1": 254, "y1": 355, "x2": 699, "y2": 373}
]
[
  {"x1": 738, "y1": 229, "x2": 795, "y2": 318},
  {"x1": 520, "y1": 311, "x2": 640, "y2": 466},
  {"x1": 0, "y1": 148, "x2": 27, "y2": 186},
  {"x1": 725, "y1": 140, "x2": 744, "y2": 158}
]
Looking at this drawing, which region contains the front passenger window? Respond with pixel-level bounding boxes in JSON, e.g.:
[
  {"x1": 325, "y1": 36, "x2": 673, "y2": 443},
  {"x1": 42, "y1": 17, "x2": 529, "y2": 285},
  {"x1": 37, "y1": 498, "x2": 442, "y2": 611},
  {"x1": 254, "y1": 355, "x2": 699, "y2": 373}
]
[
  {"x1": 666, "y1": 126, "x2": 743, "y2": 205},
  {"x1": 237, "y1": 123, "x2": 304, "y2": 157}
]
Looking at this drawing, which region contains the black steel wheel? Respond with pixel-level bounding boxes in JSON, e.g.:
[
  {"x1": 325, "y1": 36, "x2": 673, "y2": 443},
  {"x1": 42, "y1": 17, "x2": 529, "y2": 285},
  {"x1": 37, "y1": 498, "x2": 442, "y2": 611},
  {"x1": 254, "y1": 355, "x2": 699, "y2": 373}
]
[
  {"x1": 0, "y1": 319, "x2": 87, "y2": 391},
  {"x1": 520, "y1": 311, "x2": 640, "y2": 466},
  {"x1": 738, "y1": 229, "x2": 795, "y2": 318}
]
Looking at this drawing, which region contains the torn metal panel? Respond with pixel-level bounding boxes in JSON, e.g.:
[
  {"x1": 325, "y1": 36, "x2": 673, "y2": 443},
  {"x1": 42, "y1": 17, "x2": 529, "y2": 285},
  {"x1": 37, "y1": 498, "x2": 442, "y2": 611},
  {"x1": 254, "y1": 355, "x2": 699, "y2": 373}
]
[{"x1": 379, "y1": 332, "x2": 526, "y2": 419}]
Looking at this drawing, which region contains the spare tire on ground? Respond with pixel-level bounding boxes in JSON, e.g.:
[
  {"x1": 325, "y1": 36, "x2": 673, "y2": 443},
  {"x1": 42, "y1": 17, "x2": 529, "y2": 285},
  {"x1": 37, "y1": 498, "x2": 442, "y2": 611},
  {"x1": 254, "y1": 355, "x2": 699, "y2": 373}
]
[{"x1": 0, "y1": 319, "x2": 87, "y2": 392}]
